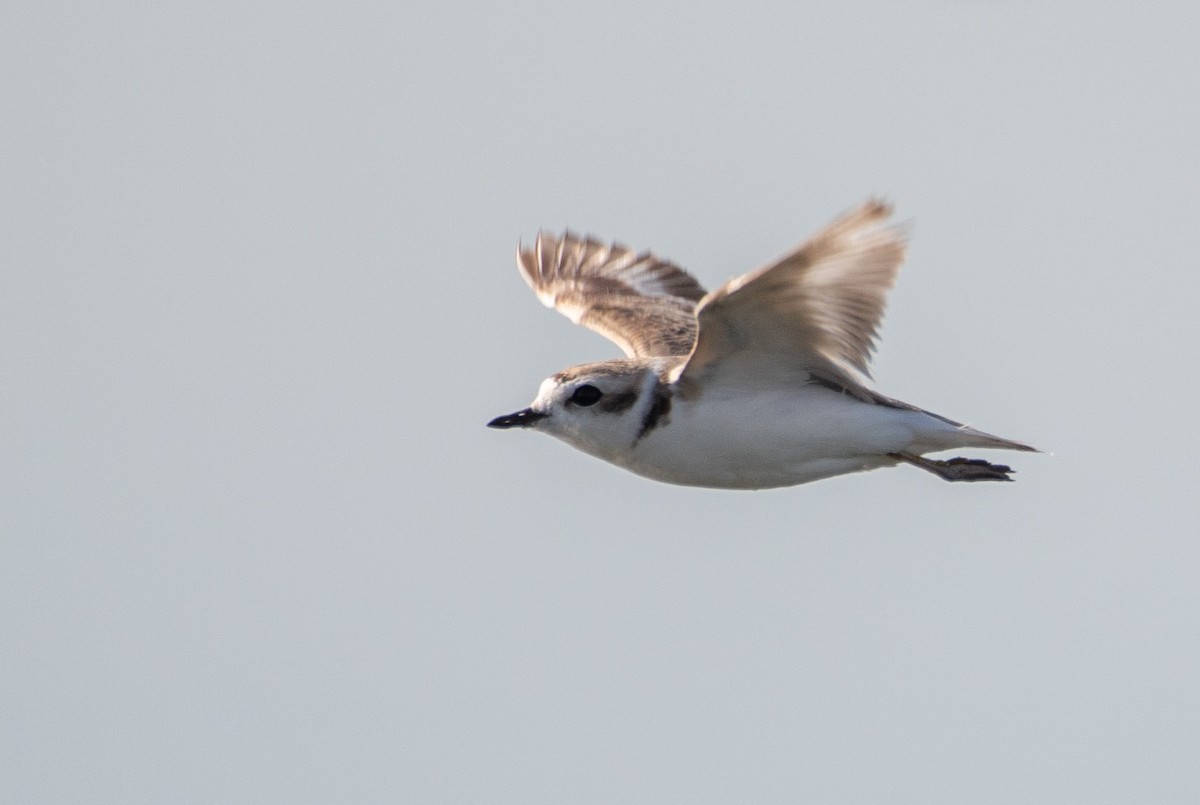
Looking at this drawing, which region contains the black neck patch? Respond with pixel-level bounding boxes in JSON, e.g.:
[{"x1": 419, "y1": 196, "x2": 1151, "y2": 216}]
[{"x1": 635, "y1": 384, "x2": 672, "y2": 443}]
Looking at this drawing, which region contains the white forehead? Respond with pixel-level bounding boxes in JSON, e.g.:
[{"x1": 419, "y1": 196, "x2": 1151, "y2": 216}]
[{"x1": 535, "y1": 376, "x2": 561, "y2": 405}]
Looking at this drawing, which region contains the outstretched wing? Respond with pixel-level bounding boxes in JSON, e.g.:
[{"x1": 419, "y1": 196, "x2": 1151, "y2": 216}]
[
  {"x1": 676, "y1": 201, "x2": 907, "y2": 398},
  {"x1": 516, "y1": 231, "x2": 707, "y2": 358}
]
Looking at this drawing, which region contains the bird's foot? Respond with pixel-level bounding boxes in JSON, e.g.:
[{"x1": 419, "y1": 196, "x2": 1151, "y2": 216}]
[{"x1": 887, "y1": 453, "x2": 1016, "y2": 482}]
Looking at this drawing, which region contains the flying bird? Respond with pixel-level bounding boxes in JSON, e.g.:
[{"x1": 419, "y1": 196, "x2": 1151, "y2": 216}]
[{"x1": 489, "y1": 201, "x2": 1036, "y2": 488}]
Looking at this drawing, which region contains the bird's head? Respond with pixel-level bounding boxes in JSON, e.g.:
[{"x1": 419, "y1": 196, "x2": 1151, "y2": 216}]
[{"x1": 488, "y1": 359, "x2": 665, "y2": 460}]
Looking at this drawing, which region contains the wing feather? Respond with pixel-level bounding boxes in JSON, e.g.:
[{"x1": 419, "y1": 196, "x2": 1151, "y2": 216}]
[
  {"x1": 677, "y1": 200, "x2": 907, "y2": 396},
  {"x1": 516, "y1": 232, "x2": 706, "y2": 358}
]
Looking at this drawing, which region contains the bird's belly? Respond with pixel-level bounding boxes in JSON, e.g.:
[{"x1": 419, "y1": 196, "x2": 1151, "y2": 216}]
[{"x1": 621, "y1": 392, "x2": 917, "y2": 489}]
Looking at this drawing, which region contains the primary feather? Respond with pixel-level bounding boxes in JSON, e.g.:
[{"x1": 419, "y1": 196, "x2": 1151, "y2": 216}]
[{"x1": 516, "y1": 232, "x2": 705, "y2": 358}]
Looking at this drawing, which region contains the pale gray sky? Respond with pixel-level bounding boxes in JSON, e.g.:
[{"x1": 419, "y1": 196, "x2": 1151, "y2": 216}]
[{"x1": 4, "y1": 2, "x2": 1199, "y2": 803}]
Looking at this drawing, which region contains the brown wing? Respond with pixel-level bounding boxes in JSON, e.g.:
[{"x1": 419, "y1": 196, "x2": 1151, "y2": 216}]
[
  {"x1": 516, "y1": 231, "x2": 707, "y2": 358},
  {"x1": 677, "y1": 201, "x2": 907, "y2": 396}
]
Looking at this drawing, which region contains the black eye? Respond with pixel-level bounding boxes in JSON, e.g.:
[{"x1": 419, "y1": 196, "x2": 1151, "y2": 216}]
[{"x1": 569, "y1": 384, "x2": 603, "y2": 407}]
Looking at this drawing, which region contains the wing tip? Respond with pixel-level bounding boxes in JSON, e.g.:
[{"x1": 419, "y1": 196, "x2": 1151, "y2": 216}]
[
  {"x1": 838, "y1": 197, "x2": 903, "y2": 235},
  {"x1": 863, "y1": 196, "x2": 893, "y2": 217}
]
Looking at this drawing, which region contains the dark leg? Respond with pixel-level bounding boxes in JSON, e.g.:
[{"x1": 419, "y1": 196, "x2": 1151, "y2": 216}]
[{"x1": 887, "y1": 452, "x2": 1016, "y2": 482}]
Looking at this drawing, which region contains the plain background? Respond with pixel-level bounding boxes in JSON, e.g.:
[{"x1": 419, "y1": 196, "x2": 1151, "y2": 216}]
[{"x1": 4, "y1": 2, "x2": 1199, "y2": 803}]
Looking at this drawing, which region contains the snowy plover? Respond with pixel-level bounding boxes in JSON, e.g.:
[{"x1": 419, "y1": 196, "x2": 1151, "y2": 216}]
[{"x1": 489, "y1": 201, "x2": 1036, "y2": 488}]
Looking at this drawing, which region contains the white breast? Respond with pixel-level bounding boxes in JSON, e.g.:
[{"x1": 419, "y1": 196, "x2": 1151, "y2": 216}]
[{"x1": 621, "y1": 385, "x2": 925, "y2": 489}]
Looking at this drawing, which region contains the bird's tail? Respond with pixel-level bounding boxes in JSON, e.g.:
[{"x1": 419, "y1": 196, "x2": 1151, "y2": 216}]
[{"x1": 932, "y1": 423, "x2": 1039, "y2": 454}]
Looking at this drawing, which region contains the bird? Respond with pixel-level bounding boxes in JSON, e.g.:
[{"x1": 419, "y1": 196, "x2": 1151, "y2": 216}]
[{"x1": 488, "y1": 201, "x2": 1036, "y2": 489}]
